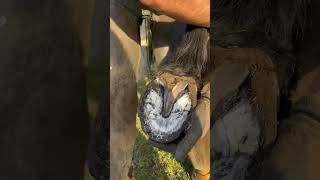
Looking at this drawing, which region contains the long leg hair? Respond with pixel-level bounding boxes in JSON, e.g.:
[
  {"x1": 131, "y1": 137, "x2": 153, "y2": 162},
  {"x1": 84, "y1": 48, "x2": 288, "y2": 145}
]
[{"x1": 158, "y1": 26, "x2": 211, "y2": 79}]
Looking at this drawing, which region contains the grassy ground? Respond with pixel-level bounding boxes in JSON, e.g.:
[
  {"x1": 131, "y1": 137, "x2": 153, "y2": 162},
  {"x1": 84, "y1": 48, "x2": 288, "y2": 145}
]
[{"x1": 132, "y1": 118, "x2": 192, "y2": 180}]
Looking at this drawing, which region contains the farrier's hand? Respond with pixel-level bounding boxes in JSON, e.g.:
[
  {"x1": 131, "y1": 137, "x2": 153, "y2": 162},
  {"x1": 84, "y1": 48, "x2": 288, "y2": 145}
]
[
  {"x1": 149, "y1": 82, "x2": 210, "y2": 161},
  {"x1": 139, "y1": 0, "x2": 210, "y2": 27}
]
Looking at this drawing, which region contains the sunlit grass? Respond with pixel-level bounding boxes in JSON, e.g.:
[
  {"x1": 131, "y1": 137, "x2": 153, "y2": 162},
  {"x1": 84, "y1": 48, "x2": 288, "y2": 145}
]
[{"x1": 133, "y1": 118, "x2": 192, "y2": 180}]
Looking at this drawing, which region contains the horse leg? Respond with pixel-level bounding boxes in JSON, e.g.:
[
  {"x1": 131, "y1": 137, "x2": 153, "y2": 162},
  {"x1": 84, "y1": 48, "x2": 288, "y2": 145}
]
[
  {"x1": 258, "y1": 2, "x2": 320, "y2": 178},
  {"x1": 188, "y1": 132, "x2": 210, "y2": 180},
  {"x1": 152, "y1": 15, "x2": 186, "y2": 65},
  {"x1": 258, "y1": 66, "x2": 320, "y2": 180}
]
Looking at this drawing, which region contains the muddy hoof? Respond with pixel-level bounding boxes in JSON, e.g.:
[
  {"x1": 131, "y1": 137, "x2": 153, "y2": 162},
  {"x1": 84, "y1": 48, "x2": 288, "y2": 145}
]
[{"x1": 138, "y1": 73, "x2": 198, "y2": 143}]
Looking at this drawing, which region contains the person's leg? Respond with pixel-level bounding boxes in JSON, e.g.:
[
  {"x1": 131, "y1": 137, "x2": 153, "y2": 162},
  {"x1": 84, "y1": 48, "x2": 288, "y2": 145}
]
[
  {"x1": 0, "y1": 0, "x2": 94, "y2": 179},
  {"x1": 110, "y1": 1, "x2": 141, "y2": 179},
  {"x1": 110, "y1": 31, "x2": 138, "y2": 180}
]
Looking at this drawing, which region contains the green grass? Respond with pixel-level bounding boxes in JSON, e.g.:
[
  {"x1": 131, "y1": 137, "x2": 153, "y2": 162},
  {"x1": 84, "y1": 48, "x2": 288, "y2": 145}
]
[{"x1": 133, "y1": 119, "x2": 192, "y2": 180}]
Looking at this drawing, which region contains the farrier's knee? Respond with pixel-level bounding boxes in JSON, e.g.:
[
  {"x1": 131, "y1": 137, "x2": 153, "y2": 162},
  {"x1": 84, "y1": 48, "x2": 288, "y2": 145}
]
[
  {"x1": 110, "y1": 62, "x2": 137, "y2": 112},
  {"x1": 110, "y1": 32, "x2": 137, "y2": 132}
]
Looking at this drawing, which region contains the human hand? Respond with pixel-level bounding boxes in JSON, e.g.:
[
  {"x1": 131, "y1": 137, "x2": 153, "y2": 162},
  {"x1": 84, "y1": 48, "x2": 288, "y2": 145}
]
[{"x1": 139, "y1": 0, "x2": 210, "y2": 27}]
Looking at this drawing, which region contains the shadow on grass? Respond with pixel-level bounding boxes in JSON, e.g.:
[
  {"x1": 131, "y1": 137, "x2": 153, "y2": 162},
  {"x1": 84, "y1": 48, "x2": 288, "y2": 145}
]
[{"x1": 132, "y1": 118, "x2": 193, "y2": 180}]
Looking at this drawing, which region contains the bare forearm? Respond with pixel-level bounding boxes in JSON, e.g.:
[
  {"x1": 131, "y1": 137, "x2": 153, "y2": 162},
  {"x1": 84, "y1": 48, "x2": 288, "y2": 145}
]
[{"x1": 140, "y1": 0, "x2": 210, "y2": 27}]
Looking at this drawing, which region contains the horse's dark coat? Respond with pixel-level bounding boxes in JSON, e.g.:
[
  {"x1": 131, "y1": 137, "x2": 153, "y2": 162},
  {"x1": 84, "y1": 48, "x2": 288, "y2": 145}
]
[
  {"x1": 212, "y1": 0, "x2": 320, "y2": 180},
  {"x1": 0, "y1": 1, "x2": 93, "y2": 179},
  {"x1": 213, "y1": 0, "x2": 310, "y2": 44}
]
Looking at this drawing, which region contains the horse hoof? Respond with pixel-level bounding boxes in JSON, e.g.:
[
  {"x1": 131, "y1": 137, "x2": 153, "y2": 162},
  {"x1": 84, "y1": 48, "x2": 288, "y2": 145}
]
[{"x1": 138, "y1": 72, "x2": 198, "y2": 143}]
